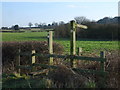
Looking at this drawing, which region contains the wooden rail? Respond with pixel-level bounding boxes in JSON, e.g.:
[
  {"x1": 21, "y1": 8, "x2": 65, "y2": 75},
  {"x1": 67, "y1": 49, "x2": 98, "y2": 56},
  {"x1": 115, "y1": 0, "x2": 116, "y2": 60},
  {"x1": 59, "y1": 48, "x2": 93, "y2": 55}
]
[{"x1": 19, "y1": 52, "x2": 106, "y2": 62}]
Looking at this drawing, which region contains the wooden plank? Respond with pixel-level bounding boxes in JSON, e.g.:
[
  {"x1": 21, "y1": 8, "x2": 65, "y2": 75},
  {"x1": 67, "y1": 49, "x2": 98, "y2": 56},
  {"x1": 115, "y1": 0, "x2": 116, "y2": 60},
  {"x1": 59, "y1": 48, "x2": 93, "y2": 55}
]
[
  {"x1": 19, "y1": 52, "x2": 106, "y2": 62},
  {"x1": 32, "y1": 64, "x2": 57, "y2": 69},
  {"x1": 32, "y1": 53, "x2": 106, "y2": 62},
  {"x1": 71, "y1": 55, "x2": 106, "y2": 62},
  {"x1": 16, "y1": 65, "x2": 33, "y2": 70},
  {"x1": 76, "y1": 24, "x2": 88, "y2": 29},
  {"x1": 29, "y1": 69, "x2": 49, "y2": 76}
]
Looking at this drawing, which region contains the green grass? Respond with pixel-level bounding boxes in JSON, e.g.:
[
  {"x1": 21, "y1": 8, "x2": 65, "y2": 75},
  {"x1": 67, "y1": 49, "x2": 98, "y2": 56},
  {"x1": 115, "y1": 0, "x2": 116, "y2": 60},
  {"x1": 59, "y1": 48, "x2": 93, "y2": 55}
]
[
  {"x1": 1, "y1": 32, "x2": 119, "y2": 54},
  {"x1": 2, "y1": 32, "x2": 48, "y2": 41},
  {"x1": 56, "y1": 40, "x2": 118, "y2": 54}
]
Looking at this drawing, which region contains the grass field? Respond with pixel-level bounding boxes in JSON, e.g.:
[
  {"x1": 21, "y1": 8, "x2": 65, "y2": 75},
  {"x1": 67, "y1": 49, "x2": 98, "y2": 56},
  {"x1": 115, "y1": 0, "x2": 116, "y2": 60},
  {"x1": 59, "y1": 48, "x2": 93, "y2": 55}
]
[{"x1": 1, "y1": 32, "x2": 119, "y2": 54}]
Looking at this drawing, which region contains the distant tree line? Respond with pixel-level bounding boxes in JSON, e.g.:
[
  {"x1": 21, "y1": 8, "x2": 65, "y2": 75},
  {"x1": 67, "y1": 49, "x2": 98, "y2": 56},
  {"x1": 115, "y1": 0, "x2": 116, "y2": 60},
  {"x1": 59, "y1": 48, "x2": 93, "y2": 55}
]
[
  {"x1": 54, "y1": 16, "x2": 120, "y2": 40},
  {"x1": 27, "y1": 21, "x2": 64, "y2": 29},
  {"x1": 1, "y1": 21, "x2": 65, "y2": 30},
  {"x1": 1, "y1": 16, "x2": 119, "y2": 40},
  {"x1": 1, "y1": 25, "x2": 20, "y2": 30}
]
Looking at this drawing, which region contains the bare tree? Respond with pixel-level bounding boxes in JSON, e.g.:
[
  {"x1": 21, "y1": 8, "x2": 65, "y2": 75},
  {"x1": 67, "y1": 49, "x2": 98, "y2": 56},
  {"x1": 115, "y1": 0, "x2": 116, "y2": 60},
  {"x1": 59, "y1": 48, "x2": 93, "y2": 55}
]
[
  {"x1": 28, "y1": 22, "x2": 33, "y2": 28},
  {"x1": 38, "y1": 22, "x2": 42, "y2": 28},
  {"x1": 52, "y1": 21, "x2": 58, "y2": 26},
  {"x1": 59, "y1": 21, "x2": 65, "y2": 25},
  {"x1": 34, "y1": 23, "x2": 39, "y2": 27},
  {"x1": 38, "y1": 22, "x2": 46, "y2": 28},
  {"x1": 74, "y1": 16, "x2": 90, "y2": 24}
]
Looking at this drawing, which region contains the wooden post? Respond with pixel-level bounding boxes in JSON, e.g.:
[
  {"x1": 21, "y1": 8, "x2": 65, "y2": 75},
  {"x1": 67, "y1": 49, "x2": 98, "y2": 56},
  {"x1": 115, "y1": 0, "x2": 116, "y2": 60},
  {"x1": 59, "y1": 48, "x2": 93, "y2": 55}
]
[
  {"x1": 69, "y1": 22, "x2": 87, "y2": 68},
  {"x1": 77, "y1": 47, "x2": 82, "y2": 65},
  {"x1": 70, "y1": 20, "x2": 76, "y2": 68},
  {"x1": 48, "y1": 31, "x2": 53, "y2": 65},
  {"x1": 31, "y1": 50, "x2": 36, "y2": 64},
  {"x1": 100, "y1": 51, "x2": 106, "y2": 88},
  {"x1": 77, "y1": 47, "x2": 82, "y2": 56},
  {"x1": 100, "y1": 51, "x2": 105, "y2": 71},
  {"x1": 15, "y1": 49, "x2": 21, "y2": 74},
  {"x1": 30, "y1": 50, "x2": 36, "y2": 72}
]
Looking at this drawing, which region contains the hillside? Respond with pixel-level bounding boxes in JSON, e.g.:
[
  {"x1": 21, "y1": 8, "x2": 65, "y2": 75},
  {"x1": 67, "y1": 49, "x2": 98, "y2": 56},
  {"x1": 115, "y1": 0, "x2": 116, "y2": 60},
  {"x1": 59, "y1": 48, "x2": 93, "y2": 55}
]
[{"x1": 97, "y1": 16, "x2": 120, "y2": 24}]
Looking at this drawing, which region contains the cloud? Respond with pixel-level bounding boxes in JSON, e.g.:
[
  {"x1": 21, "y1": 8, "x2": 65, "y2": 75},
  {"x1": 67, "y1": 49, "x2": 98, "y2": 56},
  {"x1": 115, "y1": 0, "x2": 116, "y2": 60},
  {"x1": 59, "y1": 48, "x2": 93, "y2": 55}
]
[
  {"x1": 67, "y1": 5, "x2": 77, "y2": 8},
  {"x1": 66, "y1": 4, "x2": 89, "y2": 8}
]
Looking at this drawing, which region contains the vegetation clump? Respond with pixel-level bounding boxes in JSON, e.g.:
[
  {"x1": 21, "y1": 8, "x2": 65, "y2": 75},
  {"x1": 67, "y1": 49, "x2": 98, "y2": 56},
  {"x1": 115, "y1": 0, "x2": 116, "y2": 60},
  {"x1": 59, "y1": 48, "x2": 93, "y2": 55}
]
[{"x1": 2, "y1": 41, "x2": 64, "y2": 74}]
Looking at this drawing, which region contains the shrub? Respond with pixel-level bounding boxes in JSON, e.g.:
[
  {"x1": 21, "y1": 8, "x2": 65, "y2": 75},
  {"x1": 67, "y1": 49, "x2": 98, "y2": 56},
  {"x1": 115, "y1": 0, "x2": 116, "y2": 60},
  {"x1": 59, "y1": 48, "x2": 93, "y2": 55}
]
[
  {"x1": 2, "y1": 41, "x2": 64, "y2": 73},
  {"x1": 76, "y1": 50, "x2": 120, "y2": 88},
  {"x1": 48, "y1": 65, "x2": 88, "y2": 88}
]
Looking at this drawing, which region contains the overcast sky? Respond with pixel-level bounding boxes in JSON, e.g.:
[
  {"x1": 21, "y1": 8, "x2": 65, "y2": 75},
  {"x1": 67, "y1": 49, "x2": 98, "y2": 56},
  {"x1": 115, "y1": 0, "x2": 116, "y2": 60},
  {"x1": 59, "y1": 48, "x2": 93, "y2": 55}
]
[{"x1": 1, "y1": 0, "x2": 119, "y2": 27}]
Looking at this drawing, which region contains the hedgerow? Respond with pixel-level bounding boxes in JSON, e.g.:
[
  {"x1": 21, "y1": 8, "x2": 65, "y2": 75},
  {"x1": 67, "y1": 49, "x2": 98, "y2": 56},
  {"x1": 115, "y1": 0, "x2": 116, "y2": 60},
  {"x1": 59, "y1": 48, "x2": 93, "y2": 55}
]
[{"x1": 2, "y1": 41, "x2": 64, "y2": 73}]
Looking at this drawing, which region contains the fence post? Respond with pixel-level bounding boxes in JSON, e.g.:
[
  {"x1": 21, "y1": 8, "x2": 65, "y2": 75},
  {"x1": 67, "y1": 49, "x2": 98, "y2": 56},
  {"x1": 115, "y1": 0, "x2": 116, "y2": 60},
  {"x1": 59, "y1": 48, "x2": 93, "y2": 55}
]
[
  {"x1": 48, "y1": 31, "x2": 53, "y2": 65},
  {"x1": 70, "y1": 20, "x2": 77, "y2": 68},
  {"x1": 100, "y1": 51, "x2": 105, "y2": 70},
  {"x1": 100, "y1": 51, "x2": 106, "y2": 88},
  {"x1": 31, "y1": 50, "x2": 36, "y2": 64},
  {"x1": 77, "y1": 47, "x2": 82, "y2": 56},
  {"x1": 30, "y1": 50, "x2": 36, "y2": 72},
  {"x1": 15, "y1": 49, "x2": 21, "y2": 74},
  {"x1": 77, "y1": 47, "x2": 82, "y2": 65}
]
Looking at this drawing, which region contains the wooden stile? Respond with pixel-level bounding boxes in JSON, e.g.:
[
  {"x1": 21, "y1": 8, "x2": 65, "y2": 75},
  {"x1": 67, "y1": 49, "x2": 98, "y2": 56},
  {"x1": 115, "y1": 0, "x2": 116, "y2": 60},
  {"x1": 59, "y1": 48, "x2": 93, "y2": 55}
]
[{"x1": 16, "y1": 22, "x2": 107, "y2": 87}]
